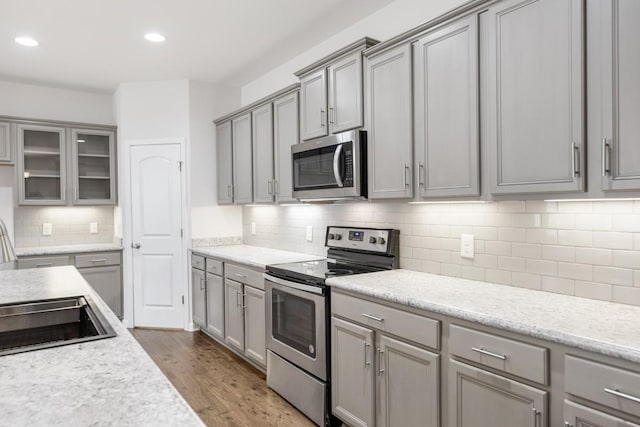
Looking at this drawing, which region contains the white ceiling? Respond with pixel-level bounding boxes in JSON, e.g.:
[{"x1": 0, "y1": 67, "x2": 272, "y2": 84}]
[{"x1": 0, "y1": 0, "x2": 394, "y2": 93}]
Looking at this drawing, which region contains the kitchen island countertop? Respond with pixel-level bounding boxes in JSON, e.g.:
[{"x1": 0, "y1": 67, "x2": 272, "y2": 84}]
[
  {"x1": 191, "y1": 244, "x2": 324, "y2": 269},
  {"x1": 0, "y1": 266, "x2": 203, "y2": 426}
]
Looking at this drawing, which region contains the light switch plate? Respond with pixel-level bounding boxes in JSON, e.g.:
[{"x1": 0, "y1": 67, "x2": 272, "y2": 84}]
[
  {"x1": 251, "y1": 222, "x2": 256, "y2": 235},
  {"x1": 460, "y1": 234, "x2": 474, "y2": 259},
  {"x1": 90, "y1": 222, "x2": 98, "y2": 234},
  {"x1": 42, "y1": 223, "x2": 52, "y2": 236},
  {"x1": 306, "y1": 225, "x2": 313, "y2": 242}
]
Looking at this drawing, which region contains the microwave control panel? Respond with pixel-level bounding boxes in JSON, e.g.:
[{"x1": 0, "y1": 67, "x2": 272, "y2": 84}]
[{"x1": 326, "y1": 226, "x2": 397, "y2": 254}]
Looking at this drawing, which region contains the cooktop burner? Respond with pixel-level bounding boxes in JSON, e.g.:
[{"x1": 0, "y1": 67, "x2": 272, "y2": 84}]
[{"x1": 267, "y1": 260, "x2": 378, "y2": 285}]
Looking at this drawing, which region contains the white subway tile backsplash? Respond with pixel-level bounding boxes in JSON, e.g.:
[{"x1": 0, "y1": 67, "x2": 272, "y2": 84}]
[
  {"x1": 526, "y1": 229, "x2": 558, "y2": 245},
  {"x1": 511, "y1": 214, "x2": 541, "y2": 228},
  {"x1": 558, "y1": 263, "x2": 593, "y2": 281},
  {"x1": 527, "y1": 259, "x2": 558, "y2": 276},
  {"x1": 498, "y1": 227, "x2": 527, "y2": 242},
  {"x1": 421, "y1": 260, "x2": 441, "y2": 275},
  {"x1": 593, "y1": 232, "x2": 634, "y2": 250},
  {"x1": 541, "y1": 276, "x2": 575, "y2": 296},
  {"x1": 558, "y1": 201, "x2": 593, "y2": 213},
  {"x1": 593, "y1": 266, "x2": 634, "y2": 286},
  {"x1": 498, "y1": 201, "x2": 526, "y2": 213},
  {"x1": 441, "y1": 263, "x2": 461, "y2": 277},
  {"x1": 635, "y1": 270, "x2": 640, "y2": 287},
  {"x1": 558, "y1": 230, "x2": 593, "y2": 247},
  {"x1": 613, "y1": 250, "x2": 640, "y2": 269},
  {"x1": 612, "y1": 286, "x2": 640, "y2": 306},
  {"x1": 512, "y1": 243, "x2": 542, "y2": 259},
  {"x1": 498, "y1": 256, "x2": 526, "y2": 272},
  {"x1": 512, "y1": 272, "x2": 541, "y2": 290},
  {"x1": 526, "y1": 200, "x2": 557, "y2": 213},
  {"x1": 613, "y1": 215, "x2": 640, "y2": 232},
  {"x1": 575, "y1": 248, "x2": 613, "y2": 266},
  {"x1": 593, "y1": 200, "x2": 634, "y2": 214},
  {"x1": 575, "y1": 281, "x2": 612, "y2": 301},
  {"x1": 542, "y1": 245, "x2": 575, "y2": 262},
  {"x1": 542, "y1": 214, "x2": 574, "y2": 229},
  {"x1": 485, "y1": 269, "x2": 511, "y2": 285},
  {"x1": 574, "y1": 214, "x2": 613, "y2": 231},
  {"x1": 485, "y1": 241, "x2": 511, "y2": 256},
  {"x1": 472, "y1": 226, "x2": 498, "y2": 240},
  {"x1": 635, "y1": 234, "x2": 640, "y2": 250},
  {"x1": 461, "y1": 266, "x2": 485, "y2": 281}
]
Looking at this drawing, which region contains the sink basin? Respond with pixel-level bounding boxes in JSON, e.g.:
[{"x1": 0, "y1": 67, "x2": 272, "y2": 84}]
[{"x1": 0, "y1": 295, "x2": 116, "y2": 356}]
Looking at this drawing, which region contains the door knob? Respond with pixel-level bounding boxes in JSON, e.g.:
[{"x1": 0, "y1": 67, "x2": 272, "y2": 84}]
[{"x1": 131, "y1": 243, "x2": 141, "y2": 249}]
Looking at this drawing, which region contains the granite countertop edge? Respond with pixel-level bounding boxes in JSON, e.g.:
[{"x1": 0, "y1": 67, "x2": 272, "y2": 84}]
[
  {"x1": 190, "y1": 244, "x2": 324, "y2": 269},
  {"x1": 16, "y1": 243, "x2": 124, "y2": 257}
]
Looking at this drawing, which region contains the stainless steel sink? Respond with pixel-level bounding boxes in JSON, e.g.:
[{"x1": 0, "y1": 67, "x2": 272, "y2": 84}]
[{"x1": 0, "y1": 295, "x2": 116, "y2": 356}]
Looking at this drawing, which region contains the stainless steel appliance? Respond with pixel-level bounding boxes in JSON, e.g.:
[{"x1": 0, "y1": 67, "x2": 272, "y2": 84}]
[
  {"x1": 0, "y1": 218, "x2": 16, "y2": 271},
  {"x1": 292, "y1": 130, "x2": 367, "y2": 201},
  {"x1": 264, "y1": 226, "x2": 399, "y2": 426}
]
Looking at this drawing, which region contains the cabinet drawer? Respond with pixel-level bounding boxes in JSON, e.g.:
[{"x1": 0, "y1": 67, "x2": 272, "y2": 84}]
[
  {"x1": 449, "y1": 324, "x2": 548, "y2": 385},
  {"x1": 331, "y1": 291, "x2": 440, "y2": 350},
  {"x1": 18, "y1": 256, "x2": 70, "y2": 269},
  {"x1": 566, "y1": 355, "x2": 640, "y2": 418},
  {"x1": 206, "y1": 259, "x2": 223, "y2": 276},
  {"x1": 75, "y1": 252, "x2": 121, "y2": 268},
  {"x1": 191, "y1": 254, "x2": 205, "y2": 270},
  {"x1": 225, "y1": 263, "x2": 264, "y2": 290}
]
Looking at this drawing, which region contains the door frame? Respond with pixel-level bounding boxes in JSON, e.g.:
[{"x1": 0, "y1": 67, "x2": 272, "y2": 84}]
[{"x1": 119, "y1": 137, "x2": 191, "y2": 330}]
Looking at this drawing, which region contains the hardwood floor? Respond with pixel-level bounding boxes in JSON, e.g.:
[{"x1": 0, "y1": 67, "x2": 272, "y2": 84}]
[{"x1": 130, "y1": 328, "x2": 315, "y2": 427}]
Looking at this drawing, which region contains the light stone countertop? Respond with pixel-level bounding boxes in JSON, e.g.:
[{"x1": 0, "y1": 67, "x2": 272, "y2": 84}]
[
  {"x1": 327, "y1": 269, "x2": 640, "y2": 364},
  {"x1": 191, "y1": 244, "x2": 324, "y2": 269},
  {"x1": 16, "y1": 243, "x2": 124, "y2": 257},
  {"x1": 0, "y1": 266, "x2": 203, "y2": 426}
]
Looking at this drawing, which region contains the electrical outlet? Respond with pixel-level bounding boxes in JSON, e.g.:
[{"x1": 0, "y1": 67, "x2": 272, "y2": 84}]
[
  {"x1": 460, "y1": 234, "x2": 475, "y2": 259},
  {"x1": 306, "y1": 225, "x2": 313, "y2": 242},
  {"x1": 90, "y1": 222, "x2": 98, "y2": 234},
  {"x1": 42, "y1": 223, "x2": 52, "y2": 236},
  {"x1": 251, "y1": 222, "x2": 256, "y2": 235}
]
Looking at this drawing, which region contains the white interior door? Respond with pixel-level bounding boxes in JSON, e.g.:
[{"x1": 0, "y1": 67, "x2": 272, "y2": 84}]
[{"x1": 130, "y1": 143, "x2": 184, "y2": 328}]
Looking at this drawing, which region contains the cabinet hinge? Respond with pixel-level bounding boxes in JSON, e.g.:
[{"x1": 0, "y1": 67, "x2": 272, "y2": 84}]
[
  {"x1": 182, "y1": 295, "x2": 185, "y2": 305},
  {"x1": 178, "y1": 161, "x2": 183, "y2": 171}
]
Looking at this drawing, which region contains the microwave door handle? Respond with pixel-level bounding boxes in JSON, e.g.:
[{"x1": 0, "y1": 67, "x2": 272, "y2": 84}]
[{"x1": 333, "y1": 144, "x2": 344, "y2": 187}]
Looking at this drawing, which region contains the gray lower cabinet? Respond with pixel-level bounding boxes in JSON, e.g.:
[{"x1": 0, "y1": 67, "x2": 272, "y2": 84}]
[
  {"x1": 232, "y1": 113, "x2": 253, "y2": 204},
  {"x1": 0, "y1": 121, "x2": 11, "y2": 163},
  {"x1": 205, "y1": 272, "x2": 225, "y2": 340},
  {"x1": 224, "y1": 278, "x2": 245, "y2": 352},
  {"x1": 365, "y1": 43, "x2": 414, "y2": 199},
  {"x1": 449, "y1": 359, "x2": 547, "y2": 427},
  {"x1": 243, "y1": 285, "x2": 265, "y2": 366},
  {"x1": 328, "y1": 52, "x2": 363, "y2": 134},
  {"x1": 79, "y1": 265, "x2": 123, "y2": 318},
  {"x1": 273, "y1": 91, "x2": 299, "y2": 203},
  {"x1": 599, "y1": 0, "x2": 640, "y2": 191},
  {"x1": 413, "y1": 14, "x2": 479, "y2": 199},
  {"x1": 486, "y1": 0, "x2": 584, "y2": 195},
  {"x1": 191, "y1": 267, "x2": 206, "y2": 328},
  {"x1": 252, "y1": 103, "x2": 274, "y2": 203},
  {"x1": 564, "y1": 400, "x2": 640, "y2": 427},
  {"x1": 300, "y1": 68, "x2": 328, "y2": 141},
  {"x1": 216, "y1": 121, "x2": 233, "y2": 204}
]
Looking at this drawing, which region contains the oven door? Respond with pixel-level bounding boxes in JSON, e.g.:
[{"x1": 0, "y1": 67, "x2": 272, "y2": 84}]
[{"x1": 265, "y1": 274, "x2": 326, "y2": 381}]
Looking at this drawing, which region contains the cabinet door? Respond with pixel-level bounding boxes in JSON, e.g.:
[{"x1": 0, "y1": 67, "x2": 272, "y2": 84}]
[
  {"x1": 71, "y1": 128, "x2": 116, "y2": 205},
  {"x1": 206, "y1": 273, "x2": 224, "y2": 340},
  {"x1": 331, "y1": 317, "x2": 375, "y2": 427},
  {"x1": 232, "y1": 113, "x2": 253, "y2": 204},
  {"x1": 224, "y1": 279, "x2": 245, "y2": 352},
  {"x1": 17, "y1": 124, "x2": 67, "y2": 205},
  {"x1": 449, "y1": 360, "x2": 547, "y2": 427},
  {"x1": 300, "y1": 68, "x2": 328, "y2": 140},
  {"x1": 78, "y1": 265, "x2": 122, "y2": 318},
  {"x1": 414, "y1": 15, "x2": 480, "y2": 198},
  {"x1": 328, "y1": 52, "x2": 363, "y2": 133},
  {"x1": 377, "y1": 335, "x2": 440, "y2": 427},
  {"x1": 252, "y1": 103, "x2": 275, "y2": 203},
  {"x1": 191, "y1": 268, "x2": 206, "y2": 328},
  {"x1": 0, "y1": 121, "x2": 11, "y2": 163},
  {"x1": 486, "y1": 0, "x2": 584, "y2": 195},
  {"x1": 600, "y1": 0, "x2": 640, "y2": 191},
  {"x1": 243, "y1": 285, "x2": 266, "y2": 367},
  {"x1": 565, "y1": 400, "x2": 640, "y2": 427},
  {"x1": 366, "y1": 44, "x2": 414, "y2": 199},
  {"x1": 273, "y1": 91, "x2": 299, "y2": 203},
  {"x1": 216, "y1": 121, "x2": 234, "y2": 204}
]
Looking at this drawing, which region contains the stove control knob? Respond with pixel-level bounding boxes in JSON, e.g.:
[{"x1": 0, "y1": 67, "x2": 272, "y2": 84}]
[
  {"x1": 369, "y1": 237, "x2": 377, "y2": 244},
  {"x1": 327, "y1": 233, "x2": 335, "y2": 240},
  {"x1": 379, "y1": 237, "x2": 386, "y2": 245},
  {"x1": 334, "y1": 234, "x2": 342, "y2": 240}
]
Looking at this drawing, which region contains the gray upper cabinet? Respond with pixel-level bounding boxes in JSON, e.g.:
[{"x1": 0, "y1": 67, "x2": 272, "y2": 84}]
[
  {"x1": 300, "y1": 69, "x2": 328, "y2": 141},
  {"x1": 71, "y1": 128, "x2": 116, "y2": 205},
  {"x1": 252, "y1": 103, "x2": 275, "y2": 203},
  {"x1": 0, "y1": 121, "x2": 11, "y2": 163},
  {"x1": 216, "y1": 121, "x2": 233, "y2": 204},
  {"x1": 273, "y1": 91, "x2": 299, "y2": 203},
  {"x1": 486, "y1": 0, "x2": 585, "y2": 195},
  {"x1": 599, "y1": 0, "x2": 640, "y2": 191},
  {"x1": 328, "y1": 52, "x2": 363, "y2": 134},
  {"x1": 232, "y1": 113, "x2": 253, "y2": 204},
  {"x1": 17, "y1": 123, "x2": 67, "y2": 205},
  {"x1": 365, "y1": 44, "x2": 414, "y2": 199},
  {"x1": 414, "y1": 15, "x2": 480, "y2": 199}
]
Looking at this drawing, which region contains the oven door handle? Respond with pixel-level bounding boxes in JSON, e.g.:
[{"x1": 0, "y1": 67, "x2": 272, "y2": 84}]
[
  {"x1": 264, "y1": 274, "x2": 324, "y2": 295},
  {"x1": 333, "y1": 144, "x2": 344, "y2": 188}
]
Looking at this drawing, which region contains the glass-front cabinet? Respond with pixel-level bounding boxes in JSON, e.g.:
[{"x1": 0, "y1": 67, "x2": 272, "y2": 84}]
[
  {"x1": 17, "y1": 124, "x2": 67, "y2": 205},
  {"x1": 71, "y1": 129, "x2": 116, "y2": 205}
]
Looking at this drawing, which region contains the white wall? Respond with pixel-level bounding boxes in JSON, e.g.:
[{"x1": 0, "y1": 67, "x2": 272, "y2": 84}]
[{"x1": 241, "y1": 0, "x2": 466, "y2": 105}]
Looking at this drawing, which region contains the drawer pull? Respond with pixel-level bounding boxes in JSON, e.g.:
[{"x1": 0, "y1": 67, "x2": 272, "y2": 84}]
[
  {"x1": 363, "y1": 342, "x2": 371, "y2": 367},
  {"x1": 235, "y1": 273, "x2": 247, "y2": 279},
  {"x1": 471, "y1": 347, "x2": 507, "y2": 360},
  {"x1": 91, "y1": 258, "x2": 107, "y2": 263},
  {"x1": 532, "y1": 408, "x2": 540, "y2": 427},
  {"x1": 362, "y1": 313, "x2": 384, "y2": 322},
  {"x1": 36, "y1": 263, "x2": 52, "y2": 267},
  {"x1": 604, "y1": 388, "x2": 640, "y2": 404}
]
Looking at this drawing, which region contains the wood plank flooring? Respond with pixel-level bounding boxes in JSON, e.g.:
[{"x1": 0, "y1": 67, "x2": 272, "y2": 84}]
[{"x1": 130, "y1": 328, "x2": 315, "y2": 427}]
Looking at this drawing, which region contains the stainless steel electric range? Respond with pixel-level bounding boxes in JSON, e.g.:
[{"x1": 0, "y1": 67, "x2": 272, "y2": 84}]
[{"x1": 264, "y1": 226, "x2": 400, "y2": 426}]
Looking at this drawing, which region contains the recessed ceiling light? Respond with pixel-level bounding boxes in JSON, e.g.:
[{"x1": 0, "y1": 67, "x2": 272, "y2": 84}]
[
  {"x1": 15, "y1": 37, "x2": 38, "y2": 47},
  {"x1": 144, "y1": 33, "x2": 166, "y2": 43}
]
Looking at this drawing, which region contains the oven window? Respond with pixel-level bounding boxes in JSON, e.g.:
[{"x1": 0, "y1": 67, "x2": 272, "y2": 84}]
[
  {"x1": 293, "y1": 145, "x2": 340, "y2": 190},
  {"x1": 272, "y1": 288, "x2": 316, "y2": 358}
]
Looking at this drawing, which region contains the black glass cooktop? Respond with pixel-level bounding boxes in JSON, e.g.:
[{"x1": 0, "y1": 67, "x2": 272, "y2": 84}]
[{"x1": 267, "y1": 260, "x2": 381, "y2": 285}]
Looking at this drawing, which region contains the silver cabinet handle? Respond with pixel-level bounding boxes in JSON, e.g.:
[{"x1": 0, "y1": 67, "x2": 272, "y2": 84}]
[
  {"x1": 572, "y1": 142, "x2": 580, "y2": 177},
  {"x1": 36, "y1": 263, "x2": 52, "y2": 267},
  {"x1": 564, "y1": 422, "x2": 573, "y2": 427},
  {"x1": 236, "y1": 291, "x2": 241, "y2": 307},
  {"x1": 471, "y1": 347, "x2": 507, "y2": 360},
  {"x1": 227, "y1": 184, "x2": 232, "y2": 197},
  {"x1": 241, "y1": 293, "x2": 247, "y2": 309},
  {"x1": 199, "y1": 276, "x2": 205, "y2": 291},
  {"x1": 131, "y1": 243, "x2": 141, "y2": 249},
  {"x1": 362, "y1": 313, "x2": 384, "y2": 322},
  {"x1": 604, "y1": 388, "x2": 640, "y2": 404},
  {"x1": 329, "y1": 107, "x2": 334, "y2": 125},
  {"x1": 235, "y1": 273, "x2": 246, "y2": 279},
  {"x1": 274, "y1": 180, "x2": 279, "y2": 196},
  {"x1": 378, "y1": 348, "x2": 385, "y2": 376},
  {"x1": 364, "y1": 342, "x2": 371, "y2": 367},
  {"x1": 419, "y1": 162, "x2": 425, "y2": 188},
  {"x1": 91, "y1": 258, "x2": 107, "y2": 263},
  {"x1": 403, "y1": 164, "x2": 410, "y2": 187},
  {"x1": 333, "y1": 144, "x2": 344, "y2": 188},
  {"x1": 602, "y1": 138, "x2": 611, "y2": 176},
  {"x1": 532, "y1": 408, "x2": 540, "y2": 427},
  {"x1": 268, "y1": 180, "x2": 273, "y2": 195},
  {"x1": 320, "y1": 109, "x2": 325, "y2": 127}
]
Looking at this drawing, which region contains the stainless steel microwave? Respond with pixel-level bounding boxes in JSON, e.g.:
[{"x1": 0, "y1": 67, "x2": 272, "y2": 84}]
[{"x1": 292, "y1": 130, "x2": 367, "y2": 201}]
